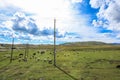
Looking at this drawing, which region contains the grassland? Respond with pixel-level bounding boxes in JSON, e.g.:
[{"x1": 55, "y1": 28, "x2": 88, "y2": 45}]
[{"x1": 0, "y1": 43, "x2": 120, "y2": 80}]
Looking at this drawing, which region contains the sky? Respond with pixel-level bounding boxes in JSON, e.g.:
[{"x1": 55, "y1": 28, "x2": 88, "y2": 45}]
[{"x1": 0, "y1": 0, "x2": 120, "y2": 44}]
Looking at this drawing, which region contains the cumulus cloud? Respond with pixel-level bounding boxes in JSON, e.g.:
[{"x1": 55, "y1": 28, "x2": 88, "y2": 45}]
[
  {"x1": 12, "y1": 12, "x2": 39, "y2": 35},
  {"x1": 90, "y1": 0, "x2": 104, "y2": 8},
  {"x1": 1, "y1": 0, "x2": 120, "y2": 44},
  {"x1": 0, "y1": 0, "x2": 86, "y2": 40},
  {"x1": 90, "y1": 0, "x2": 120, "y2": 38},
  {"x1": 1, "y1": 10, "x2": 71, "y2": 40},
  {"x1": 11, "y1": 12, "x2": 69, "y2": 38}
]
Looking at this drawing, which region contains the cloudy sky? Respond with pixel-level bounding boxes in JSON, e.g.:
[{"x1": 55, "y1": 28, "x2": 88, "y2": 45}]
[{"x1": 0, "y1": 0, "x2": 120, "y2": 44}]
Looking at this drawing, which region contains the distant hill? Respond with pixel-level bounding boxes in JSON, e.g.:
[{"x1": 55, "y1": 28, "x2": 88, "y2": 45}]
[
  {"x1": 61, "y1": 41, "x2": 109, "y2": 46},
  {"x1": 0, "y1": 41, "x2": 120, "y2": 47},
  {"x1": 110, "y1": 43, "x2": 120, "y2": 45}
]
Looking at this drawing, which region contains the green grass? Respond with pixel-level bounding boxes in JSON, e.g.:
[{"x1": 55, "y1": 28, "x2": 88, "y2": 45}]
[{"x1": 0, "y1": 45, "x2": 120, "y2": 80}]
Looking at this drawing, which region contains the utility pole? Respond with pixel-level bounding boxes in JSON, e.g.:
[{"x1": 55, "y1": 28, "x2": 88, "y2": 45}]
[
  {"x1": 10, "y1": 37, "x2": 14, "y2": 63},
  {"x1": 27, "y1": 43, "x2": 29, "y2": 57},
  {"x1": 24, "y1": 43, "x2": 28, "y2": 62},
  {"x1": 54, "y1": 19, "x2": 56, "y2": 66}
]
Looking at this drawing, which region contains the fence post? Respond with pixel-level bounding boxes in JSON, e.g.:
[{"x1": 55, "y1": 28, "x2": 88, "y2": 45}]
[{"x1": 10, "y1": 37, "x2": 14, "y2": 63}]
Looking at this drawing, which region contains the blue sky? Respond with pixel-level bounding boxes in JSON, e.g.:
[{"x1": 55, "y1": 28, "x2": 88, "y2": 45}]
[{"x1": 0, "y1": 0, "x2": 120, "y2": 44}]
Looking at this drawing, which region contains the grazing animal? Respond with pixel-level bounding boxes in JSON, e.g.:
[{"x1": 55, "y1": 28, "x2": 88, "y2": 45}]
[
  {"x1": 36, "y1": 58, "x2": 40, "y2": 61},
  {"x1": 43, "y1": 58, "x2": 47, "y2": 62},
  {"x1": 48, "y1": 60, "x2": 52, "y2": 64},
  {"x1": 37, "y1": 51, "x2": 40, "y2": 53},
  {"x1": 18, "y1": 59, "x2": 21, "y2": 62},
  {"x1": 64, "y1": 54, "x2": 66, "y2": 57},
  {"x1": 116, "y1": 65, "x2": 120, "y2": 69},
  {"x1": 33, "y1": 53, "x2": 36, "y2": 56},
  {"x1": 23, "y1": 59, "x2": 27, "y2": 62},
  {"x1": 19, "y1": 53, "x2": 23, "y2": 58},
  {"x1": 32, "y1": 53, "x2": 36, "y2": 58},
  {"x1": 41, "y1": 51, "x2": 45, "y2": 54}
]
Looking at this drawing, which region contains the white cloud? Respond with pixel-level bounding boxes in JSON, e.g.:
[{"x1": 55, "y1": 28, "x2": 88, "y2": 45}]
[
  {"x1": 71, "y1": 0, "x2": 83, "y2": 3},
  {"x1": 0, "y1": 0, "x2": 120, "y2": 44},
  {"x1": 2, "y1": 0, "x2": 75, "y2": 35},
  {"x1": 1, "y1": 0, "x2": 85, "y2": 34},
  {"x1": 90, "y1": 0, "x2": 104, "y2": 8},
  {"x1": 4, "y1": 0, "x2": 72, "y2": 18},
  {"x1": 90, "y1": 0, "x2": 120, "y2": 39}
]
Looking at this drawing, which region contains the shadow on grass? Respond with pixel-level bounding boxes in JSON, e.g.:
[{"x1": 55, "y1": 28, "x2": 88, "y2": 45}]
[{"x1": 55, "y1": 65, "x2": 78, "y2": 80}]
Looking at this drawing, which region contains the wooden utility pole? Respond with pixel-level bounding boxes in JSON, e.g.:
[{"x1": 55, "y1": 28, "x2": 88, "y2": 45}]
[
  {"x1": 10, "y1": 37, "x2": 14, "y2": 63},
  {"x1": 24, "y1": 43, "x2": 28, "y2": 62},
  {"x1": 54, "y1": 19, "x2": 56, "y2": 66},
  {"x1": 27, "y1": 43, "x2": 29, "y2": 57}
]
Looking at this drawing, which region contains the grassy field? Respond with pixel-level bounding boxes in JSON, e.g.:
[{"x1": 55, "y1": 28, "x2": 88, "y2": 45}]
[{"x1": 0, "y1": 44, "x2": 120, "y2": 80}]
